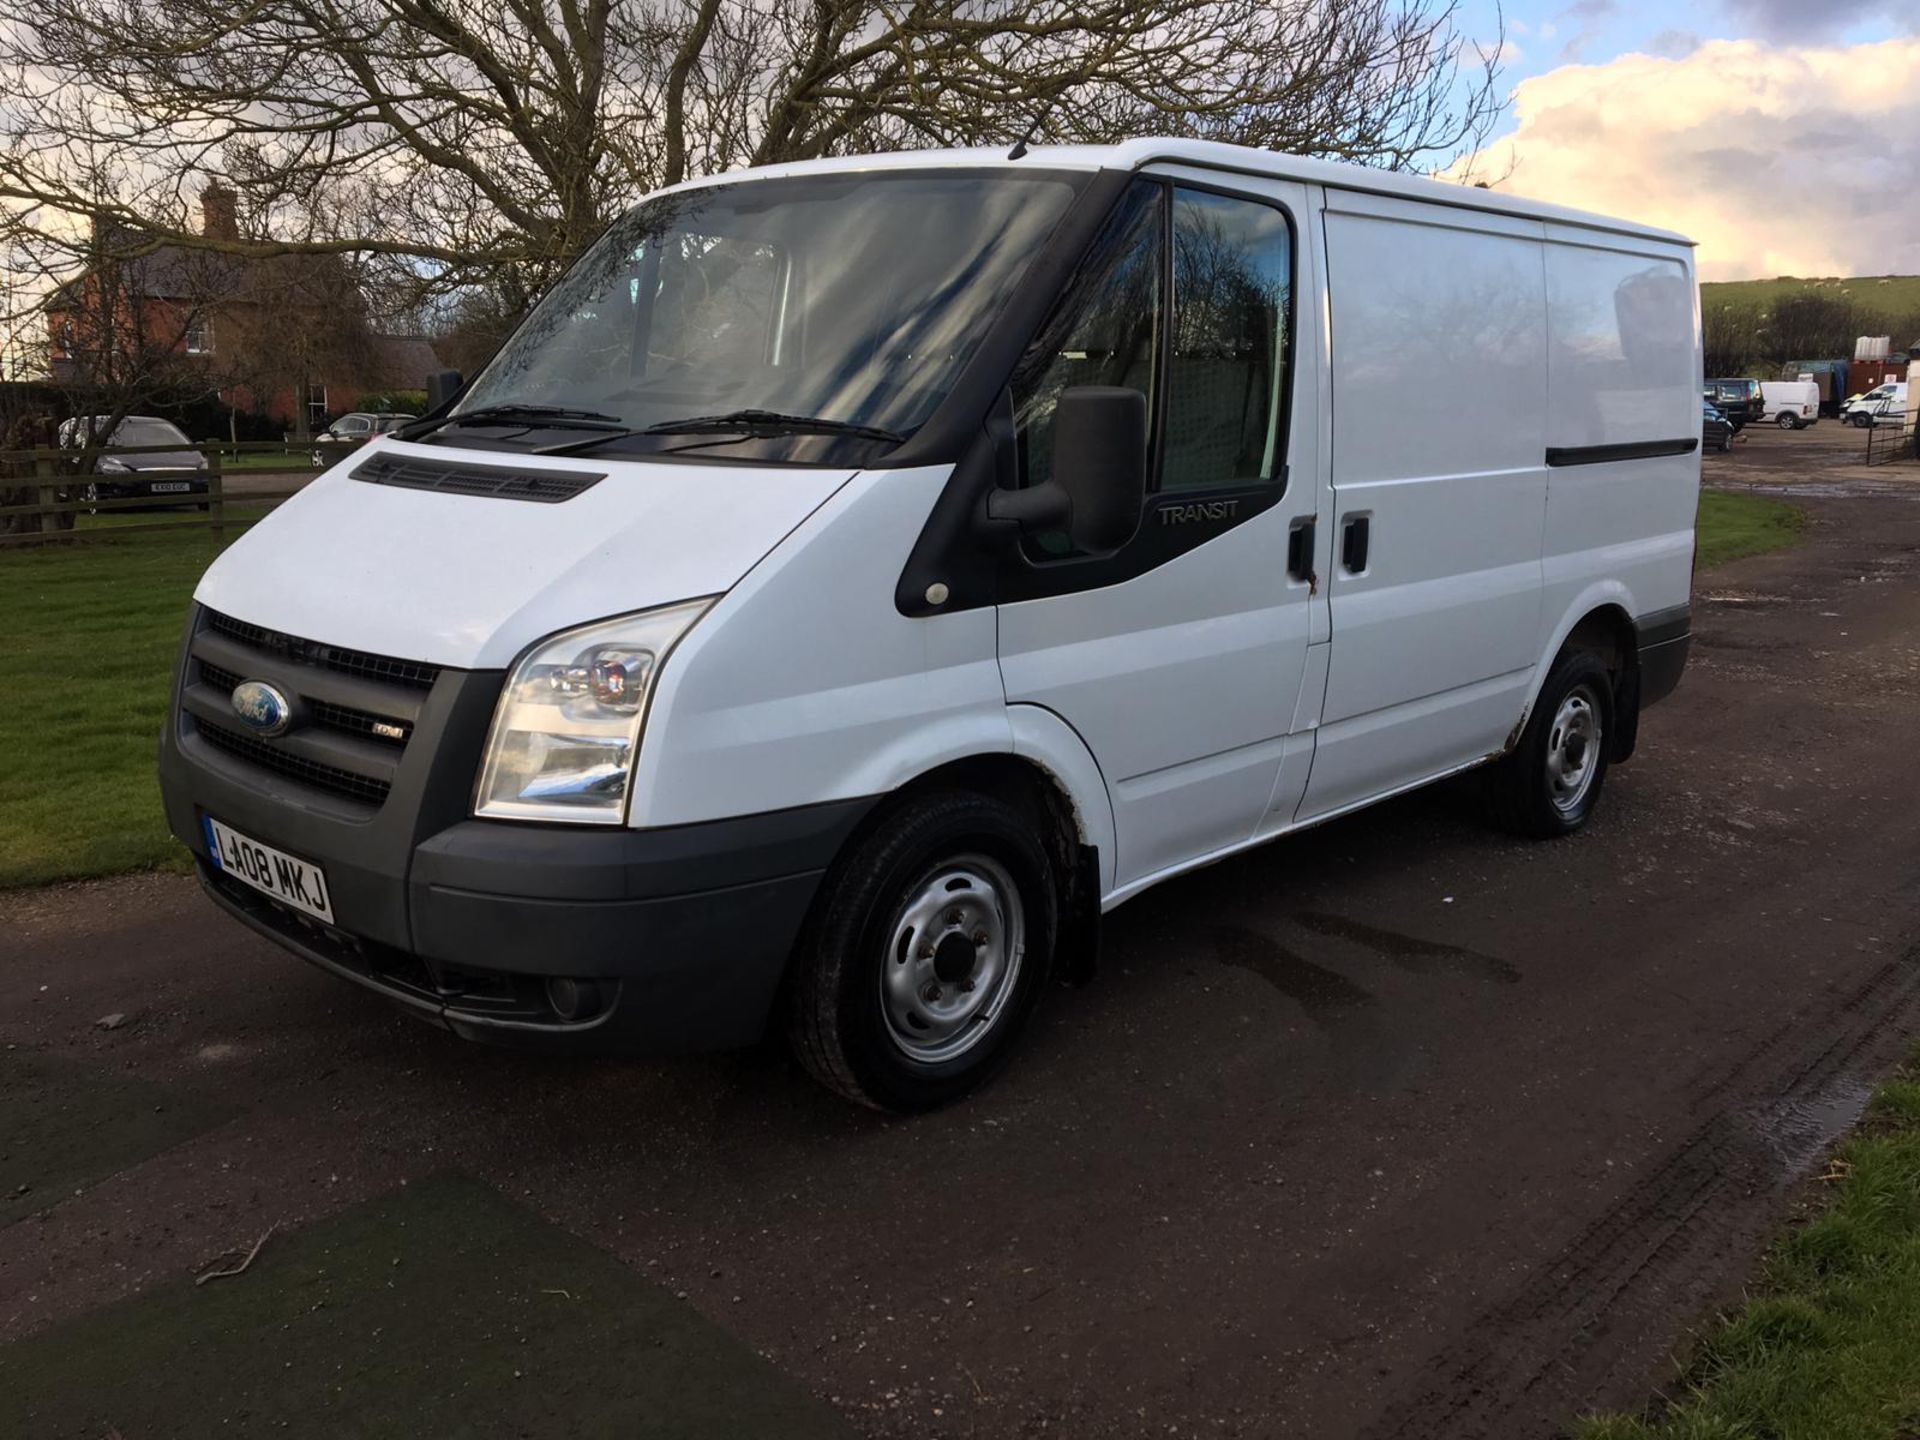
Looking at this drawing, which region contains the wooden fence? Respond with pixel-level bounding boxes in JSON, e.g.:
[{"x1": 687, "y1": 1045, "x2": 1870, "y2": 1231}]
[{"x1": 0, "y1": 439, "x2": 361, "y2": 549}]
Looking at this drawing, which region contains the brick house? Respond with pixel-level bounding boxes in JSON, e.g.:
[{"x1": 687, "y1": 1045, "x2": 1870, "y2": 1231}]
[{"x1": 46, "y1": 185, "x2": 442, "y2": 436}]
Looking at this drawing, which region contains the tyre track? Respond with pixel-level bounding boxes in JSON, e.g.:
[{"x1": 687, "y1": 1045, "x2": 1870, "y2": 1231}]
[{"x1": 1361, "y1": 943, "x2": 1920, "y2": 1440}]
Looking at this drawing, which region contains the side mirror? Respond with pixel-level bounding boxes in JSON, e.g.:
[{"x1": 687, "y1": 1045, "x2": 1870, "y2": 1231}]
[
  {"x1": 1052, "y1": 385, "x2": 1148, "y2": 552},
  {"x1": 425, "y1": 369, "x2": 465, "y2": 413}
]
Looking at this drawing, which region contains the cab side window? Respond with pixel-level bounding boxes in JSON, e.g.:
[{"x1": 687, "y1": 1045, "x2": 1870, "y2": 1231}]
[
  {"x1": 1010, "y1": 179, "x2": 1163, "y2": 495},
  {"x1": 1162, "y1": 189, "x2": 1293, "y2": 491}
]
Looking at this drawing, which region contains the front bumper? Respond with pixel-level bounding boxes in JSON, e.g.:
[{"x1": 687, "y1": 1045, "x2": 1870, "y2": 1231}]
[{"x1": 160, "y1": 606, "x2": 873, "y2": 1052}]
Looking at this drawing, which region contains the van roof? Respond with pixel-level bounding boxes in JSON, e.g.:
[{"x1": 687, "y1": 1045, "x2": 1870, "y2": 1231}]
[{"x1": 662, "y1": 138, "x2": 1694, "y2": 249}]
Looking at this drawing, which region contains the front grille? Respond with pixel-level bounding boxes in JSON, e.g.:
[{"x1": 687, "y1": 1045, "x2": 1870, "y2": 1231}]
[
  {"x1": 351, "y1": 453, "x2": 604, "y2": 504},
  {"x1": 197, "y1": 659, "x2": 410, "y2": 746},
  {"x1": 204, "y1": 611, "x2": 440, "y2": 691},
  {"x1": 309, "y1": 698, "x2": 410, "y2": 745},
  {"x1": 194, "y1": 719, "x2": 392, "y2": 806}
]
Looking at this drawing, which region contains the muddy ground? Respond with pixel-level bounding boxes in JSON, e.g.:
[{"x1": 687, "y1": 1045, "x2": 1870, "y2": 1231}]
[{"x1": 4, "y1": 419, "x2": 1918, "y2": 1438}]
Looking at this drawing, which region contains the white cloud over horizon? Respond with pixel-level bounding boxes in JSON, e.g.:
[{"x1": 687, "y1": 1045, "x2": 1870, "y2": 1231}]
[{"x1": 1458, "y1": 36, "x2": 1920, "y2": 282}]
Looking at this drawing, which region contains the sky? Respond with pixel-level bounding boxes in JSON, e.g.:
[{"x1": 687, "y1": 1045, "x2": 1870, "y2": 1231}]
[{"x1": 1452, "y1": 0, "x2": 1920, "y2": 281}]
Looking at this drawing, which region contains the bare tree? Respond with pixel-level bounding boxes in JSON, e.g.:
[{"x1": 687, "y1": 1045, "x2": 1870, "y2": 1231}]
[
  {"x1": 0, "y1": 0, "x2": 1506, "y2": 324},
  {"x1": 0, "y1": 221, "x2": 238, "y2": 536}
]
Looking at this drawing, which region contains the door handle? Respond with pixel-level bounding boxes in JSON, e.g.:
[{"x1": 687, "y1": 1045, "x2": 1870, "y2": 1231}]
[
  {"x1": 1286, "y1": 516, "x2": 1315, "y2": 585},
  {"x1": 1340, "y1": 514, "x2": 1371, "y2": 573}
]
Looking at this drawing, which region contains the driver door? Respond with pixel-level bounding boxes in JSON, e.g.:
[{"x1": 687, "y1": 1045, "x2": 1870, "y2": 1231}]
[{"x1": 995, "y1": 174, "x2": 1324, "y2": 894}]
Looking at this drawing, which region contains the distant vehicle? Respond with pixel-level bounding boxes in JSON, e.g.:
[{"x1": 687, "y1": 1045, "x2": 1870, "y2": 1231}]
[
  {"x1": 58, "y1": 414, "x2": 209, "y2": 509},
  {"x1": 1760, "y1": 380, "x2": 1820, "y2": 429},
  {"x1": 1701, "y1": 401, "x2": 1733, "y2": 453},
  {"x1": 1704, "y1": 379, "x2": 1762, "y2": 429},
  {"x1": 1845, "y1": 382, "x2": 1907, "y2": 427},
  {"x1": 309, "y1": 411, "x2": 418, "y2": 466}
]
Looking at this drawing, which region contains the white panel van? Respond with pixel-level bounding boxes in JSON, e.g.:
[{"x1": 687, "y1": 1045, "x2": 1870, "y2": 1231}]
[
  {"x1": 159, "y1": 141, "x2": 1701, "y2": 1110},
  {"x1": 1761, "y1": 379, "x2": 1820, "y2": 429}
]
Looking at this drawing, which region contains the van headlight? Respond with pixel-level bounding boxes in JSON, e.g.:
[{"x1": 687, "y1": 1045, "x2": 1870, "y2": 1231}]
[{"x1": 473, "y1": 599, "x2": 714, "y2": 824}]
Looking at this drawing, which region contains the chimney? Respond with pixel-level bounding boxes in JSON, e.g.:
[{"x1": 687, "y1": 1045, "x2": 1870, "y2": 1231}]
[{"x1": 200, "y1": 184, "x2": 238, "y2": 241}]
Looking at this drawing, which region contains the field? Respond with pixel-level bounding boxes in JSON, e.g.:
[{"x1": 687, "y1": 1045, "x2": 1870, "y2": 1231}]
[{"x1": 1701, "y1": 273, "x2": 1920, "y2": 322}]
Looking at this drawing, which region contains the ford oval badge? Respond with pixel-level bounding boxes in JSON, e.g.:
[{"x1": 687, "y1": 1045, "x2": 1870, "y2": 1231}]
[{"x1": 231, "y1": 679, "x2": 293, "y2": 737}]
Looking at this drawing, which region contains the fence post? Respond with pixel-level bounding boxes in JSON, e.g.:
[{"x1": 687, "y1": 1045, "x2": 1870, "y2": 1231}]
[
  {"x1": 208, "y1": 449, "x2": 225, "y2": 545},
  {"x1": 33, "y1": 449, "x2": 60, "y2": 537}
]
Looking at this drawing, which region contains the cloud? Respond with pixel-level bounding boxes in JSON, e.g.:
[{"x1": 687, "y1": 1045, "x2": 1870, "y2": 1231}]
[
  {"x1": 1645, "y1": 29, "x2": 1702, "y2": 59},
  {"x1": 1721, "y1": 0, "x2": 1915, "y2": 41},
  {"x1": 1452, "y1": 37, "x2": 1920, "y2": 281}
]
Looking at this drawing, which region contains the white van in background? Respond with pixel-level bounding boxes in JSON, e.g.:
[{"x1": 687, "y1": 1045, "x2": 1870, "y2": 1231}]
[
  {"x1": 1844, "y1": 382, "x2": 1908, "y2": 427},
  {"x1": 159, "y1": 140, "x2": 1701, "y2": 1110},
  {"x1": 1761, "y1": 380, "x2": 1820, "y2": 429}
]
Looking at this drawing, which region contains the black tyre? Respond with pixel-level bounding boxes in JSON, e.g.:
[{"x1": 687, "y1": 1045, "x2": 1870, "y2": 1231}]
[
  {"x1": 787, "y1": 790, "x2": 1058, "y2": 1112},
  {"x1": 1775, "y1": 411, "x2": 1798, "y2": 430},
  {"x1": 1851, "y1": 412, "x2": 1871, "y2": 428},
  {"x1": 1487, "y1": 651, "x2": 1613, "y2": 838},
  {"x1": 1719, "y1": 434, "x2": 1733, "y2": 453}
]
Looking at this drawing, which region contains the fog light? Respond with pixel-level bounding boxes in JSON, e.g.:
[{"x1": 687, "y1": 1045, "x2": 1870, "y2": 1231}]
[{"x1": 545, "y1": 976, "x2": 603, "y2": 1022}]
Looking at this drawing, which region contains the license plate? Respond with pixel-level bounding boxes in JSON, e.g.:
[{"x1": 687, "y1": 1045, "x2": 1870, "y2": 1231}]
[
  {"x1": 150, "y1": 481, "x2": 191, "y2": 493},
  {"x1": 203, "y1": 817, "x2": 335, "y2": 923}
]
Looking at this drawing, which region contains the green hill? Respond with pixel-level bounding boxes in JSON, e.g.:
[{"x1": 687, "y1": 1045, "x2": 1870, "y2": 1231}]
[{"x1": 1702, "y1": 274, "x2": 1920, "y2": 329}]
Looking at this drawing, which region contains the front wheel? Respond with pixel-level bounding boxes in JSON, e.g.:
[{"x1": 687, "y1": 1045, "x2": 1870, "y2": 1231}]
[
  {"x1": 1486, "y1": 651, "x2": 1613, "y2": 838},
  {"x1": 1851, "y1": 412, "x2": 1872, "y2": 428},
  {"x1": 787, "y1": 791, "x2": 1058, "y2": 1112}
]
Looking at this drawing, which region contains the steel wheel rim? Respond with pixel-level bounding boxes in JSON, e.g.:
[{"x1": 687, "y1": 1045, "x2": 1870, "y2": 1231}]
[
  {"x1": 880, "y1": 854, "x2": 1025, "y2": 1065},
  {"x1": 1545, "y1": 684, "x2": 1601, "y2": 815}
]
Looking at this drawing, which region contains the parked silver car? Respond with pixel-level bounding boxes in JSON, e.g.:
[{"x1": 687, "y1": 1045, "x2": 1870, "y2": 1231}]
[{"x1": 309, "y1": 411, "x2": 417, "y2": 465}]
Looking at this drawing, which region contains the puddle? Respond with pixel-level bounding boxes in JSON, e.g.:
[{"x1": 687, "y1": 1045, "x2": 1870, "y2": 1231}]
[
  {"x1": 1210, "y1": 926, "x2": 1373, "y2": 1015},
  {"x1": 1738, "y1": 1077, "x2": 1874, "y2": 1175},
  {"x1": 1293, "y1": 912, "x2": 1520, "y2": 984},
  {"x1": 1700, "y1": 592, "x2": 1790, "y2": 607}
]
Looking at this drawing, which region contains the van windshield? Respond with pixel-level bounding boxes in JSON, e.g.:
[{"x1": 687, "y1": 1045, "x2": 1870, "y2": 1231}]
[{"x1": 453, "y1": 171, "x2": 1083, "y2": 459}]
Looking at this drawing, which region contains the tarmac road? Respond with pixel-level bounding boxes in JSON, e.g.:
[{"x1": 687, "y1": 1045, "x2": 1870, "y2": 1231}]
[{"x1": 5, "y1": 448, "x2": 1920, "y2": 1437}]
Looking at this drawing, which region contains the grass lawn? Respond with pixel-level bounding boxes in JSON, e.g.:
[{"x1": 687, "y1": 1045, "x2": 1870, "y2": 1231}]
[
  {"x1": 1696, "y1": 490, "x2": 1804, "y2": 570},
  {"x1": 223, "y1": 449, "x2": 320, "y2": 471},
  {"x1": 1578, "y1": 1055, "x2": 1920, "y2": 1440},
  {"x1": 0, "y1": 532, "x2": 217, "y2": 888}
]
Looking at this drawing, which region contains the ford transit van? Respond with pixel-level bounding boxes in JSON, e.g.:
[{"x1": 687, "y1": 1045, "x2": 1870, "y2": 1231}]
[{"x1": 159, "y1": 141, "x2": 1700, "y2": 1110}]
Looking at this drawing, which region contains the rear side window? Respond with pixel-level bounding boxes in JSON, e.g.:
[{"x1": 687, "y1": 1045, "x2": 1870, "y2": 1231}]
[{"x1": 1162, "y1": 189, "x2": 1292, "y2": 491}]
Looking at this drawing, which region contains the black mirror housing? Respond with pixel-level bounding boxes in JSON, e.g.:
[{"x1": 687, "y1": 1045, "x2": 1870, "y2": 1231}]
[{"x1": 1052, "y1": 386, "x2": 1148, "y2": 552}]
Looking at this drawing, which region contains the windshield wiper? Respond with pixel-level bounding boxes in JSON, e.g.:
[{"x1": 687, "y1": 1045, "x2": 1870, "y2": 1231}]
[
  {"x1": 391, "y1": 404, "x2": 628, "y2": 444},
  {"x1": 533, "y1": 409, "x2": 905, "y2": 457}
]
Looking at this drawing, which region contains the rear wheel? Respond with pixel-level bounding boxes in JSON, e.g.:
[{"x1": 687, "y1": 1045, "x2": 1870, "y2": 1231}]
[
  {"x1": 1776, "y1": 411, "x2": 1798, "y2": 429},
  {"x1": 787, "y1": 791, "x2": 1058, "y2": 1112},
  {"x1": 1487, "y1": 651, "x2": 1613, "y2": 838}
]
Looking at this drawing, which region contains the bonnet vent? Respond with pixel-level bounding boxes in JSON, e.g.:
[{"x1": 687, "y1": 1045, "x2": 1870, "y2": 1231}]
[{"x1": 351, "y1": 453, "x2": 605, "y2": 504}]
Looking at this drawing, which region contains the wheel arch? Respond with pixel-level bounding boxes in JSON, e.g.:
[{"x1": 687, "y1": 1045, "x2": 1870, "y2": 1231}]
[
  {"x1": 1525, "y1": 591, "x2": 1645, "y2": 762},
  {"x1": 797, "y1": 722, "x2": 1114, "y2": 994}
]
